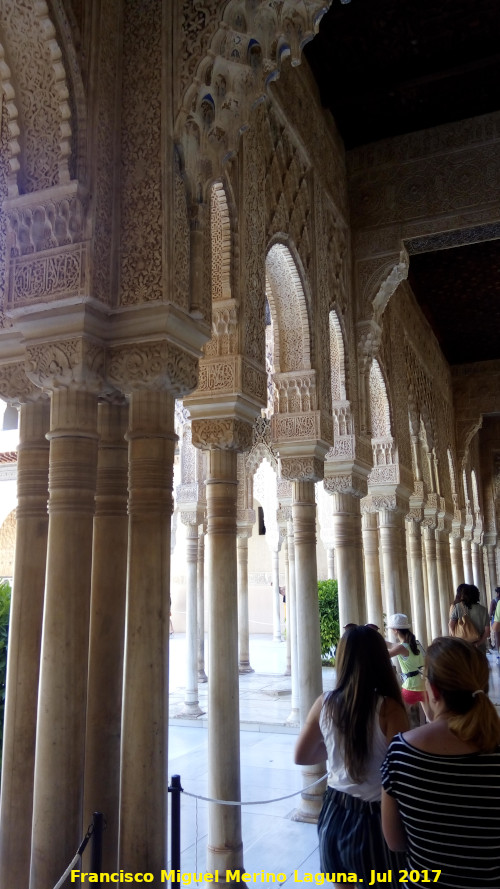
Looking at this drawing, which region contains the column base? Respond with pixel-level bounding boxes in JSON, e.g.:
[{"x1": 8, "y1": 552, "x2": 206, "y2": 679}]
[
  {"x1": 273, "y1": 633, "x2": 283, "y2": 642},
  {"x1": 198, "y1": 670, "x2": 208, "y2": 683},
  {"x1": 290, "y1": 806, "x2": 320, "y2": 824},
  {"x1": 286, "y1": 708, "x2": 300, "y2": 726},
  {"x1": 238, "y1": 663, "x2": 254, "y2": 674},
  {"x1": 175, "y1": 703, "x2": 205, "y2": 718}
]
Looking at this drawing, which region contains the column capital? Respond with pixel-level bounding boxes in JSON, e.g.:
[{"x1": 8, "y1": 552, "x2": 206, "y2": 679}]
[
  {"x1": 107, "y1": 340, "x2": 199, "y2": 398},
  {"x1": 192, "y1": 417, "x2": 253, "y2": 452},
  {"x1": 0, "y1": 359, "x2": 46, "y2": 403},
  {"x1": 25, "y1": 337, "x2": 106, "y2": 394},
  {"x1": 324, "y1": 467, "x2": 369, "y2": 499}
]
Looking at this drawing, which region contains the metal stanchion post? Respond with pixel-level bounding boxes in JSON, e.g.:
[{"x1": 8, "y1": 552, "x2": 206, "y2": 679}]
[
  {"x1": 90, "y1": 812, "x2": 104, "y2": 874},
  {"x1": 169, "y1": 774, "x2": 183, "y2": 887}
]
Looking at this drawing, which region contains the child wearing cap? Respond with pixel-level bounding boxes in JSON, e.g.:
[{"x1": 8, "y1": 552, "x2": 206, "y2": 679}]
[{"x1": 387, "y1": 613, "x2": 429, "y2": 722}]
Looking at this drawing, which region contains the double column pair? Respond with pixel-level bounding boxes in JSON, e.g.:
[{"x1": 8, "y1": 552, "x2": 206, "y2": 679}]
[{"x1": 0, "y1": 389, "x2": 175, "y2": 889}]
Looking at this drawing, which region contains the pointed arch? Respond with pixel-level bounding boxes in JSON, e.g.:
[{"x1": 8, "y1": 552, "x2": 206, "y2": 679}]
[
  {"x1": 369, "y1": 358, "x2": 391, "y2": 438},
  {"x1": 265, "y1": 242, "x2": 311, "y2": 374},
  {"x1": 210, "y1": 180, "x2": 232, "y2": 302}
]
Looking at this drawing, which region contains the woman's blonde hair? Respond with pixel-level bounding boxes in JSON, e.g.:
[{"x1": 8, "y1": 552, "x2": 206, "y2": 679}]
[{"x1": 426, "y1": 637, "x2": 500, "y2": 752}]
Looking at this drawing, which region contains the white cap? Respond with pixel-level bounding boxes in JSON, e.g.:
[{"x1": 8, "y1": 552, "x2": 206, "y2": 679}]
[{"x1": 387, "y1": 613, "x2": 410, "y2": 630}]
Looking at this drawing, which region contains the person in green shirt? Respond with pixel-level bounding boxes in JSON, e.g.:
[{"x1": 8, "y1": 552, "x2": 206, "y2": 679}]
[{"x1": 387, "y1": 613, "x2": 429, "y2": 722}]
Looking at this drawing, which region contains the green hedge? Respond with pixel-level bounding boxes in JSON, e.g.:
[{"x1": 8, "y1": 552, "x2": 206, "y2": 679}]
[
  {"x1": 318, "y1": 578, "x2": 340, "y2": 663},
  {"x1": 0, "y1": 579, "x2": 12, "y2": 779}
]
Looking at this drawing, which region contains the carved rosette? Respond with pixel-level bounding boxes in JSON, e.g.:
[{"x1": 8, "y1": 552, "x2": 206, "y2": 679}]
[
  {"x1": 25, "y1": 337, "x2": 105, "y2": 393},
  {"x1": 106, "y1": 341, "x2": 199, "y2": 398},
  {"x1": 191, "y1": 417, "x2": 253, "y2": 452}
]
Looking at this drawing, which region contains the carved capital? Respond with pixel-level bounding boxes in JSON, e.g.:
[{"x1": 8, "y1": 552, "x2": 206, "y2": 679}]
[
  {"x1": 107, "y1": 341, "x2": 199, "y2": 397},
  {"x1": 279, "y1": 456, "x2": 325, "y2": 483},
  {"x1": 324, "y1": 471, "x2": 368, "y2": 499},
  {"x1": 25, "y1": 337, "x2": 106, "y2": 393},
  {"x1": 0, "y1": 359, "x2": 45, "y2": 402},
  {"x1": 191, "y1": 417, "x2": 253, "y2": 452}
]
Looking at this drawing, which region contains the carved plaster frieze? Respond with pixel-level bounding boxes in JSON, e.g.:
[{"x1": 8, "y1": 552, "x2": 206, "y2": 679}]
[
  {"x1": 25, "y1": 337, "x2": 105, "y2": 393},
  {"x1": 191, "y1": 417, "x2": 253, "y2": 452},
  {"x1": 279, "y1": 455, "x2": 325, "y2": 483},
  {"x1": 107, "y1": 340, "x2": 199, "y2": 397},
  {"x1": 194, "y1": 355, "x2": 267, "y2": 405},
  {"x1": 7, "y1": 242, "x2": 89, "y2": 309},
  {"x1": 368, "y1": 464, "x2": 399, "y2": 486},
  {"x1": 272, "y1": 410, "x2": 321, "y2": 442},
  {"x1": 0, "y1": 358, "x2": 44, "y2": 402}
]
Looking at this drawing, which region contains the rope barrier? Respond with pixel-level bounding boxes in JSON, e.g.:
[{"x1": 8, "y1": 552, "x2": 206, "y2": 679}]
[
  {"x1": 51, "y1": 819, "x2": 95, "y2": 889},
  {"x1": 181, "y1": 771, "x2": 328, "y2": 806}
]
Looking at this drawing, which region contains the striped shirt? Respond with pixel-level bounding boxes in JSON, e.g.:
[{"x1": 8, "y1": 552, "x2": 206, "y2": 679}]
[{"x1": 381, "y1": 734, "x2": 500, "y2": 888}]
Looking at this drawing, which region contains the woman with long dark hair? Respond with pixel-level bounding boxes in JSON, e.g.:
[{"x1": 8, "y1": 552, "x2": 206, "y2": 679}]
[
  {"x1": 382, "y1": 636, "x2": 500, "y2": 887},
  {"x1": 295, "y1": 625, "x2": 409, "y2": 884},
  {"x1": 449, "y1": 583, "x2": 489, "y2": 652}
]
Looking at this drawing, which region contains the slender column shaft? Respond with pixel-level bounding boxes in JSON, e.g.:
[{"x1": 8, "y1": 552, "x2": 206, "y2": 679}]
[
  {"x1": 197, "y1": 533, "x2": 207, "y2": 682},
  {"x1": 362, "y1": 511, "x2": 383, "y2": 629},
  {"x1": 449, "y1": 534, "x2": 464, "y2": 594},
  {"x1": 292, "y1": 481, "x2": 325, "y2": 822},
  {"x1": 332, "y1": 493, "x2": 364, "y2": 627},
  {"x1": 30, "y1": 389, "x2": 98, "y2": 889},
  {"x1": 206, "y1": 449, "x2": 243, "y2": 874},
  {"x1": 284, "y1": 538, "x2": 291, "y2": 675},
  {"x1": 436, "y1": 530, "x2": 453, "y2": 635},
  {"x1": 378, "y1": 509, "x2": 409, "y2": 618},
  {"x1": 237, "y1": 535, "x2": 253, "y2": 673},
  {"x1": 326, "y1": 547, "x2": 336, "y2": 580},
  {"x1": 461, "y1": 538, "x2": 474, "y2": 584},
  {"x1": 421, "y1": 535, "x2": 432, "y2": 642},
  {"x1": 486, "y1": 544, "x2": 498, "y2": 601},
  {"x1": 407, "y1": 521, "x2": 427, "y2": 646},
  {"x1": 119, "y1": 391, "x2": 175, "y2": 881},
  {"x1": 178, "y1": 524, "x2": 203, "y2": 715},
  {"x1": 272, "y1": 549, "x2": 282, "y2": 641},
  {"x1": 423, "y1": 527, "x2": 441, "y2": 640},
  {"x1": 286, "y1": 520, "x2": 300, "y2": 724},
  {"x1": 84, "y1": 402, "x2": 129, "y2": 870},
  {"x1": 471, "y1": 541, "x2": 486, "y2": 599},
  {"x1": 0, "y1": 401, "x2": 50, "y2": 889}
]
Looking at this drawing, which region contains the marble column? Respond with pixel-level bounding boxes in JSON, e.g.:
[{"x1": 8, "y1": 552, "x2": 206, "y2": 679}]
[
  {"x1": 471, "y1": 541, "x2": 486, "y2": 597},
  {"x1": 378, "y1": 507, "x2": 410, "y2": 618},
  {"x1": 283, "y1": 536, "x2": 291, "y2": 676},
  {"x1": 423, "y1": 525, "x2": 441, "y2": 640},
  {"x1": 436, "y1": 529, "x2": 453, "y2": 635},
  {"x1": 449, "y1": 532, "x2": 465, "y2": 594},
  {"x1": 83, "y1": 401, "x2": 129, "y2": 871},
  {"x1": 0, "y1": 400, "x2": 50, "y2": 889},
  {"x1": 177, "y1": 523, "x2": 204, "y2": 716},
  {"x1": 237, "y1": 532, "x2": 254, "y2": 673},
  {"x1": 30, "y1": 389, "x2": 98, "y2": 889},
  {"x1": 198, "y1": 532, "x2": 207, "y2": 682},
  {"x1": 406, "y1": 520, "x2": 428, "y2": 646},
  {"x1": 119, "y1": 390, "x2": 175, "y2": 880},
  {"x1": 461, "y1": 537, "x2": 474, "y2": 584},
  {"x1": 331, "y1": 492, "x2": 364, "y2": 627},
  {"x1": 326, "y1": 547, "x2": 336, "y2": 580},
  {"x1": 271, "y1": 548, "x2": 282, "y2": 641},
  {"x1": 206, "y1": 448, "x2": 243, "y2": 874},
  {"x1": 286, "y1": 519, "x2": 300, "y2": 725},
  {"x1": 362, "y1": 510, "x2": 383, "y2": 629},
  {"x1": 292, "y1": 481, "x2": 325, "y2": 822},
  {"x1": 486, "y1": 543, "x2": 498, "y2": 601}
]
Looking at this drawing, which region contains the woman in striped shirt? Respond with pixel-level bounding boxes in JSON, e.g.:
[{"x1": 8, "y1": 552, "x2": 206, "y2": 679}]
[{"x1": 381, "y1": 637, "x2": 500, "y2": 888}]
